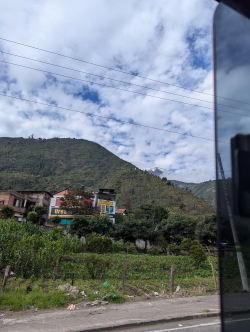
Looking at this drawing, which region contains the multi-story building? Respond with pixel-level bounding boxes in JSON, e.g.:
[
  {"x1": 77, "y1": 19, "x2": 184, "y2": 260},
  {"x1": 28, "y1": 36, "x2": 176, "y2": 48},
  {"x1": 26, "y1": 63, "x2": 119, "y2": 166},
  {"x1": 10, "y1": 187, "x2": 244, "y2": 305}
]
[
  {"x1": 47, "y1": 188, "x2": 74, "y2": 227},
  {"x1": 93, "y1": 189, "x2": 116, "y2": 223},
  {"x1": 17, "y1": 190, "x2": 53, "y2": 212},
  {"x1": 0, "y1": 190, "x2": 27, "y2": 221},
  {"x1": 48, "y1": 188, "x2": 116, "y2": 226},
  {"x1": 0, "y1": 190, "x2": 53, "y2": 221}
]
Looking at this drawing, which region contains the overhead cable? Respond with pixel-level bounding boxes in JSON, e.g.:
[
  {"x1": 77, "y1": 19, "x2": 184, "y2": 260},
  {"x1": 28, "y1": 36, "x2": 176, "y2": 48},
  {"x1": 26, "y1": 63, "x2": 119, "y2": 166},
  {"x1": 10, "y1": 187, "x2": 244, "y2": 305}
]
[
  {"x1": 0, "y1": 51, "x2": 214, "y2": 105},
  {"x1": 0, "y1": 92, "x2": 228, "y2": 144},
  {"x1": 2, "y1": 60, "x2": 250, "y2": 117},
  {"x1": 0, "y1": 36, "x2": 241, "y2": 104}
]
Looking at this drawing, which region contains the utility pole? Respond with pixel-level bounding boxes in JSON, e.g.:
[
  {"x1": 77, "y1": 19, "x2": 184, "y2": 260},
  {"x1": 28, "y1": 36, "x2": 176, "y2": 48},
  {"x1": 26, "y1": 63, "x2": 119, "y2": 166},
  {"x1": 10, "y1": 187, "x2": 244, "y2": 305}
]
[{"x1": 217, "y1": 153, "x2": 249, "y2": 291}]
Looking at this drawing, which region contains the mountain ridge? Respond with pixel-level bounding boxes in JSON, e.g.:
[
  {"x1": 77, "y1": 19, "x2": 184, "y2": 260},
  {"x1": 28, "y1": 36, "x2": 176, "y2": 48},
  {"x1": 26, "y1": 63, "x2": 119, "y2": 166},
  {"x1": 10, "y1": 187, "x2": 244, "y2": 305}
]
[
  {"x1": 0, "y1": 137, "x2": 214, "y2": 214},
  {"x1": 147, "y1": 167, "x2": 216, "y2": 205}
]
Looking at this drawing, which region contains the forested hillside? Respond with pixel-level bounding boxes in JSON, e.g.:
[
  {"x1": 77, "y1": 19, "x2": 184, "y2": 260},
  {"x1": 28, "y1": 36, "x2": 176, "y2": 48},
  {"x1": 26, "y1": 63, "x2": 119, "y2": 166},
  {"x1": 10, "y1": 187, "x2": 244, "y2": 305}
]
[
  {"x1": 171, "y1": 180, "x2": 216, "y2": 205},
  {"x1": 147, "y1": 168, "x2": 216, "y2": 205},
  {"x1": 192, "y1": 181, "x2": 216, "y2": 205},
  {"x1": 104, "y1": 169, "x2": 214, "y2": 215},
  {"x1": 0, "y1": 137, "x2": 133, "y2": 191},
  {"x1": 0, "y1": 137, "x2": 214, "y2": 215}
]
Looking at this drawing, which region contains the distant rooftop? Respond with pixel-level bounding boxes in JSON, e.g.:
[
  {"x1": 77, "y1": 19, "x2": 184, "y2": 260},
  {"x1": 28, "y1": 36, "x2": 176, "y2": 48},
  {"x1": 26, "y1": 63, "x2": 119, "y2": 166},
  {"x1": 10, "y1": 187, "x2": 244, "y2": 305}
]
[
  {"x1": 116, "y1": 209, "x2": 127, "y2": 214},
  {"x1": 97, "y1": 189, "x2": 115, "y2": 194},
  {"x1": 17, "y1": 190, "x2": 53, "y2": 197}
]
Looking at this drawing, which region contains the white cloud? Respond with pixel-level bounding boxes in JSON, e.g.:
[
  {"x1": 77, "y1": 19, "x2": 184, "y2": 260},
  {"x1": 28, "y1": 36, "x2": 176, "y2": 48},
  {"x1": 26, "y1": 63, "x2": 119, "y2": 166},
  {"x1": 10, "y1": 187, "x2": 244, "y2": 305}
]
[{"x1": 0, "y1": 0, "x2": 218, "y2": 183}]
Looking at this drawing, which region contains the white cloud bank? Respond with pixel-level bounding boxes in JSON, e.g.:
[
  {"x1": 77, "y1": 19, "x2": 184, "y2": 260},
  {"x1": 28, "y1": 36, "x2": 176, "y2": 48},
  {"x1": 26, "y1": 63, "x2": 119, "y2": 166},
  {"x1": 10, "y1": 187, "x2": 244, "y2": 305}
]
[{"x1": 0, "y1": 0, "x2": 218, "y2": 183}]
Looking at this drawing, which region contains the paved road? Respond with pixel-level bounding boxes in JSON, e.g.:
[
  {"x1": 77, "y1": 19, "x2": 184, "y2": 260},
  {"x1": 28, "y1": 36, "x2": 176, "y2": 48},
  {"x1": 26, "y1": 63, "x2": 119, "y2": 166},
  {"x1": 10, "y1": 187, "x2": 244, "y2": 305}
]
[
  {"x1": 223, "y1": 314, "x2": 250, "y2": 332},
  {"x1": 117, "y1": 314, "x2": 250, "y2": 332},
  {"x1": 110, "y1": 317, "x2": 221, "y2": 332},
  {"x1": 0, "y1": 295, "x2": 220, "y2": 332}
]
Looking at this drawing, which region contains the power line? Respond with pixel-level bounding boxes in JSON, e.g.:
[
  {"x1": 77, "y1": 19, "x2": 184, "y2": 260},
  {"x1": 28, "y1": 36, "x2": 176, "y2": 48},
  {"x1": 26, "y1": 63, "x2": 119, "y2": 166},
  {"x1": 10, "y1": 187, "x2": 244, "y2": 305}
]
[
  {"x1": 0, "y1": 37, "x2": 249, "y2": 107},
  {"x1": 0, "y1": 51, "x2": 214, "y2": 105},
  {"x1": 0, "y1": 59, "x2": 214, "y2": 110},
  {"x1": 0, "y1": 92, "x2": 227, "y2": 143},
  {"x1": 0, "y1": 36, "x2": 241, "y2": 104},
  {"x1": 5, "y1": 51, "x2": 250, "y2": 110},
  {"x1": 2, "y1": 59, "x2": 250, "y2": 118}
]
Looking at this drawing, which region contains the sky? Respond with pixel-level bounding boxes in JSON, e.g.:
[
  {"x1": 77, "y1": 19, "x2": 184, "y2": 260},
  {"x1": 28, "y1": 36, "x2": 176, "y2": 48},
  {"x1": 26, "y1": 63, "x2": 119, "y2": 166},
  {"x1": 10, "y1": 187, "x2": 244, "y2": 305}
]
[{"x1": 0, "y1": 0, "x2": 218, "y2": 183}]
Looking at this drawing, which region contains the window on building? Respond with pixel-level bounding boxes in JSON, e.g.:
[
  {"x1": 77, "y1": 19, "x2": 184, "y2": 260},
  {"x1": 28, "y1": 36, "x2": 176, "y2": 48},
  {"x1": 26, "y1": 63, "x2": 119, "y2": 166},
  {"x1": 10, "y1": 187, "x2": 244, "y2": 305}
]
[
  {"x1": 55, "y1": 198, "x2": 62, "y2": 207},
  {"x1": 13, "y1": 199, "x2": 20, "y2": 207},
  {"x1": 106, "y1": 205, "x2": 114, "y2": 213},
  {"x1": 0, "y1": 200, "x2": 4, "y2": 206},
  {"x1": 100, "y1": 204, "x2": 106, "y2": 213}
]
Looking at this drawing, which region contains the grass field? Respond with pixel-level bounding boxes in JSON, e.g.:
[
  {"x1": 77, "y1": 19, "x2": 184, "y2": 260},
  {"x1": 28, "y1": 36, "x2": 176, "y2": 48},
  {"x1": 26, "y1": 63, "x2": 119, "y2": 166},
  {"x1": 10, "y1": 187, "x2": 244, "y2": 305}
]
[
  {"x1": 0, "y1": 254, "x2": 219, "y2": 311},
  {"x1": 0, "y1": 277, "x2": 218, "y2": 311}
]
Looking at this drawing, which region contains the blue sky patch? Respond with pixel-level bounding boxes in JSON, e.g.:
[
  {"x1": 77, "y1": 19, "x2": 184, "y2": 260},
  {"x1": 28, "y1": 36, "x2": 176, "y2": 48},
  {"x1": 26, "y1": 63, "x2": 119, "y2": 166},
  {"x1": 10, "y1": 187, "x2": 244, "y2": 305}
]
[
  {"x1": 74, "y1": 85, "x2": 100, "y2": 104},
  {"x1": 186, "y1": 29, "x2": 211, "y2": 70}
]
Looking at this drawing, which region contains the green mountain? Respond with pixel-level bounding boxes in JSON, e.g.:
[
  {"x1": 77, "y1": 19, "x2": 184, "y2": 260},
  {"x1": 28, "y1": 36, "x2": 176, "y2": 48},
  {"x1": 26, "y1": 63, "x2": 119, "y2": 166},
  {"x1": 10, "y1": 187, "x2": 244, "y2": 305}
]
[
  {"x1": 0, "y1": 137, "x2": 214, "y2": 215},
  {"x1": 103, "y1": 170, "x2": 214, "y2": 216},
  {"x1": 170, "y1": 180, "x2": 197, "y2": 191},
  {"x1": 147, "y1": 167, "x2": 216, "y2": 205},
  {"x1": 0, "y1": 137, "x2": 134, "y2": 191},
  {"x1": 192, "y1": 181, "x2": 216, "y2": 205},
  {"x1": 171, "y1": 180, "x2": 216, "y2": 205}
]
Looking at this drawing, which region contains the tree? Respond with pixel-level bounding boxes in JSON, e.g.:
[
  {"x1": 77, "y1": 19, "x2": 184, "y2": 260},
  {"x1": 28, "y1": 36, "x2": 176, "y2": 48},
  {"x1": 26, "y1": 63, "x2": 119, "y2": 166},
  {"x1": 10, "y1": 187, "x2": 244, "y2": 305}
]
[
  {"x1": 153, "y1": 235, "x2": 169, "y2": 253},
  {"x1": 69, "y1": 214, "x2": 114, "y2": 239},
  {"x1": 158, "y1": 214, "x2": 196, "y2": 245},
  {"x1": 69, "y1": 215, "x2": 90, "y2": 239},
  {"x1": 60, "y1": 189, "x2": 94, "y2": 215},
  {"x1": 87, "y1": 232, "x2": 112, "y2": 253},
  {"x1": 125, "y1": 196, "x2": 132, "y2": 213},
  {"x1": 51, "y1": 215, "x2": 62, "y2": 226},
  {"x1": 1, "y1": 205, "x2": 14, "y2": 219},
  {"x1": 196, "y1": 214, "x2": 217, "y2": 246},
  {"x1": 189, "y1": 241, "x2": 207, "y2": 269},
  {"x1": 115, "y1": 213, "x2": 125, "y2": 224},
  {"x1": 27, "y1": 205, "x2": 47, "y2": 225},
  {"x1": 114, "y1": 217, "x2": 156, "y2": 250},
  {"x1": 180, "y1": 238, "x2": 193, "y2": 250},
  {"x1": 48, "y1": 227, "x2": 64, "y2": 240},
  {"x1": 135, "y1": 204, "x2": 168, "y2": 224},
  {"x1": 89, "y1": 215, "x2": 114, "y2": 236},
  {"x1": 168, "y1": 243, "x2": 180, "y2": 255},
  {"x1": 35, "y1": 205, "x2": 47, "y2": 217},
  {"x1": 27, "y1": 211, "x2": 38, "y2": 223}
]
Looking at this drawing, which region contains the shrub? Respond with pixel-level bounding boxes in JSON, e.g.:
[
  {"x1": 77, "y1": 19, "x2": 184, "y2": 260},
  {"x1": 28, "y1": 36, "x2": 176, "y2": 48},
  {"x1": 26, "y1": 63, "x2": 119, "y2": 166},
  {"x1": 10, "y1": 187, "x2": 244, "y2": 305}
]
[
  {"x1": 154, "y1": 235, "x2": 168, "y2": 253},
  {"x1": 189, "y1": 243, "x2": 207, "y2": 269},
  {"x1": 27, "y1": 211, "x2": 38, "y2": 223},
  {"x1": 111, "y1": 241, "x2": 127, "y2": 253},
  {"x1": 168, "y1": 243, "x2": 180, "y2": 255},
  {"x1": 102, "y1": 291, "x2": 125, "y2": 303},
  {"x1": 180, "y1": 238, "x2": 193, "y2": 250},
  {"x1": 48, "y1": 227, "x2": 64, "y2": 241},
  {"x1": 1, "y1": 205, "x2": 14, "y2": 219},
  {"x1": 0, "y1": 219, "x2": 84, "y2": 278},
  {"x1": 147, "y1": 246, "x2": 162, "y2": 255},
  {"x1": 84, "y1": 254, "x2": 111, "y2": 279},
  {"x1": 87, "y1": 233, "x2": 112, "y2": 253},
  {"x1": 51, "y1": 216, "x2": 62, "y2": 226}
]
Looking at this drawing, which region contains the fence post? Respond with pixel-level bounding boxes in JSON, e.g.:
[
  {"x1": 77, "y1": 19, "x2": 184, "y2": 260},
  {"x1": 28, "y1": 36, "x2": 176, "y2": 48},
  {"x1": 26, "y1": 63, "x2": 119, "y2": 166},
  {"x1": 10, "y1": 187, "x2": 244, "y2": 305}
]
[
  {"x1": 1, "y1": 265, "x2": 11, "y2": 291},
  {"x1": 170, "y1": 265, "x2": 175, "y2": 293},
  {"x1": 71, "y1": 272, "x2": 75, "y2": 286},
  {"x1": 206, "y1": 246, "x2": 218, "y2": 290},
  {"x1": 53, "y1": 257, "x2": 61, "y2": 282},
  {"x1": 122, "y1": 260, "x2": 127, "y2": 295},
  {"x1": 210, "y1": 260, "x2": 217, "y2": 289}
]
